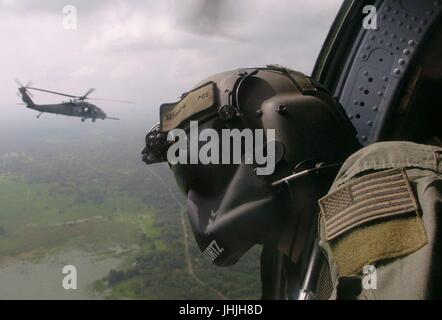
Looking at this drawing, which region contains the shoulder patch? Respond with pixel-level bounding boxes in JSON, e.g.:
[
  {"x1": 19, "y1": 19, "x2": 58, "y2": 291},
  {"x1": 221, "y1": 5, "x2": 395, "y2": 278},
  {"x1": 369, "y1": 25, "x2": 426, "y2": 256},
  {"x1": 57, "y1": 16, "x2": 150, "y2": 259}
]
[{"x1": 320, "y1": 168, "x2": 419, "y2": 241}]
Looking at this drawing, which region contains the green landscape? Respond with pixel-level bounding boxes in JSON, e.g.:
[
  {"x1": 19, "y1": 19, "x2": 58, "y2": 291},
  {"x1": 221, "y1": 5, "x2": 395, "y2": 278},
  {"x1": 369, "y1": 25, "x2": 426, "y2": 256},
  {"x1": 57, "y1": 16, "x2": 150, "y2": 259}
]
[{"x1": 0, "y1": 115, "x2": 261, "y2": 299}]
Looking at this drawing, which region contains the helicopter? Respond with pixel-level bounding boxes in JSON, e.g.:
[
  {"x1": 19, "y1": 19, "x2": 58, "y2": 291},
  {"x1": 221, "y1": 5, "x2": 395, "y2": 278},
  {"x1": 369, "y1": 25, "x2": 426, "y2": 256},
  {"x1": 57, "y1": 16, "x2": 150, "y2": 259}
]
[{"x1": 16, "y1": 80, "x2": 131, "y2": 122}]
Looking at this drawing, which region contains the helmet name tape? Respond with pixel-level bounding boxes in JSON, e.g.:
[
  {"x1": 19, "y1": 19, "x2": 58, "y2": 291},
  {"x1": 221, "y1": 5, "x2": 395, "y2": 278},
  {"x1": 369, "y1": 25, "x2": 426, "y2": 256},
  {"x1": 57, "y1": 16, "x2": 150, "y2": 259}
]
[
  {"x1": 160, "y1": 82, "x2": 216, "y2": 132},
  {"x1": 202, "y1": 240, "x2": 225, "y2": 262}
]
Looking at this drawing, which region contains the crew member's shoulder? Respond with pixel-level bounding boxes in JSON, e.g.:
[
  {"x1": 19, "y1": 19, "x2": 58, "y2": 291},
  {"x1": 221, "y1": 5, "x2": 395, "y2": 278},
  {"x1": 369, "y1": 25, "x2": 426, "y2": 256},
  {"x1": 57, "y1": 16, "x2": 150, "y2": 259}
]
[
  {"x1": 332, "y1": 141, "x2": 442, "y2": 189},
  {"x1": 318, "y1": 141, "x2": 440, "y2": 278}
]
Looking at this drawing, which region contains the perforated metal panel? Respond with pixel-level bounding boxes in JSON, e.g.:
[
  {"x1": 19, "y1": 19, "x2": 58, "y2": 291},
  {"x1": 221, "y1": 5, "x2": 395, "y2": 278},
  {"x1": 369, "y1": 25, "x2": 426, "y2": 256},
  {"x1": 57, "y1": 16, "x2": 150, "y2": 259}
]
[{"x1": 339, "y1": 0, "x2": 441, "y2": 145}]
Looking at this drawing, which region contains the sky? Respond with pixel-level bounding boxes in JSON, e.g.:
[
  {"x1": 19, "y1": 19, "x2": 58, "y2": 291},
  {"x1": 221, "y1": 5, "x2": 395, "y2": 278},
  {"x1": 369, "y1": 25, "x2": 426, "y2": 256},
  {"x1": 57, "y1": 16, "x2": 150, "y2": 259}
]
[{"x1": 0, "y1": 0, "x2": 343, "y2": 123}]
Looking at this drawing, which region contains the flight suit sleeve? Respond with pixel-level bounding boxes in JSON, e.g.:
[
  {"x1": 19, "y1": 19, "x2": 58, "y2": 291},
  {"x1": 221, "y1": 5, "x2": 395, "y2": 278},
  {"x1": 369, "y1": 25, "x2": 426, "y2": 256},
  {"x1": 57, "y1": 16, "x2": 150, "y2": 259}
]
[{"x1": 318, "y1": 141, "x2": 442, "y2": 299}]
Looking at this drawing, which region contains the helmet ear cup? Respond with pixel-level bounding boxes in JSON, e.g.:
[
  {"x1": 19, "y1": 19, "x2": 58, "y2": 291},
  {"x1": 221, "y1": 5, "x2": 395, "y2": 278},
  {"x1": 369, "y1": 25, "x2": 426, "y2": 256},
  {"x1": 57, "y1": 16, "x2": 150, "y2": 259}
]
[
  {"x1": 235, "y1": 72, "x2": 293, "y2": 130},
  {"x1": 258, "y1": 93, "x2": 359, "y2": 178}
]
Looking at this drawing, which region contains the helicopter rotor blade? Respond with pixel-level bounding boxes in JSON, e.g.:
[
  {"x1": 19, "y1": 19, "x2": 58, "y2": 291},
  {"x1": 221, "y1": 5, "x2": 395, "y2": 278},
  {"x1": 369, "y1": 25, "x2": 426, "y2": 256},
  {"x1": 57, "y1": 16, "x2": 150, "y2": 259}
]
[
  {"x1": 105, "y1": 117, "x2": 120, "y2": 120},
  {"x1": 81, "y1": 88, "x2": 96, "y2": 100},
  {"x1": 27, "y1": 87, "x2": 79, "y2": 99},
  {"x1": 87, "y1": 98, "x2": 134, "y2": 104},
  {"x1": 21, "y1": 83, "x2": 132, "y2": 104}
]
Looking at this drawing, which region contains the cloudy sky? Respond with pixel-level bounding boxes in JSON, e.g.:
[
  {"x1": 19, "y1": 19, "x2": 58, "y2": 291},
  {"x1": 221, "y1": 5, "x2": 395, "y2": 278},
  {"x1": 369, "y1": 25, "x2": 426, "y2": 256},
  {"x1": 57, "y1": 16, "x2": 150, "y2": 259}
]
[{"x1": 0, "y1": 0, "x2": 343, "y2": 122}]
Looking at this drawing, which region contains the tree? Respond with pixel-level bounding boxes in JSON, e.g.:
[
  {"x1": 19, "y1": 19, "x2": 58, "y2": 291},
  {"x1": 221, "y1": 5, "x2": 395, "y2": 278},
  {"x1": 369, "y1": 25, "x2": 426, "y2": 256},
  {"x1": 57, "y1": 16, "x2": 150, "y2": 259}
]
[{"x1": 107, "y1": 269, "x2": 125, "y2": 285}]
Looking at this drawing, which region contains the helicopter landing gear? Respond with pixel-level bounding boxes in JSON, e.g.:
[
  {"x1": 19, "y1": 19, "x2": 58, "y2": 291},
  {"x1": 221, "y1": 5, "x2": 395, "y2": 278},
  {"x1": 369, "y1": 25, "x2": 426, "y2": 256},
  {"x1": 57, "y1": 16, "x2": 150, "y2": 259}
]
[
  {"x1": 81, "y1": 118, "x2": 86, "y2": 122},
  {"x1": 92, "y1": 118, "x2": 96, "y2": 123},
  {"x1": 36, "y1": 112, "x2": 43, "y2": 119}
]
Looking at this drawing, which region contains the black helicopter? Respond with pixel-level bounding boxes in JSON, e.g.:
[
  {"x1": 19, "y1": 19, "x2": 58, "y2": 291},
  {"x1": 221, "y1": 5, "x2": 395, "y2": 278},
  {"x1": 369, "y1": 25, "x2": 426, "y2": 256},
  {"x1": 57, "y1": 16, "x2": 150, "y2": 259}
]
[{"x1": 16, "y1": 80, "x2": 130, "y2": 122}]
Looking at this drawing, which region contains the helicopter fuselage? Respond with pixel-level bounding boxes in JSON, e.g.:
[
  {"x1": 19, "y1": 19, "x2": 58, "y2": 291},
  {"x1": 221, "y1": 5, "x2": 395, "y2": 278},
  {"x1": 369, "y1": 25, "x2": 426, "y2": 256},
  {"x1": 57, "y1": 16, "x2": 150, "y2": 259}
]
[{"x1": 27, "y1": 101, "x2": 107, "y2": 121}]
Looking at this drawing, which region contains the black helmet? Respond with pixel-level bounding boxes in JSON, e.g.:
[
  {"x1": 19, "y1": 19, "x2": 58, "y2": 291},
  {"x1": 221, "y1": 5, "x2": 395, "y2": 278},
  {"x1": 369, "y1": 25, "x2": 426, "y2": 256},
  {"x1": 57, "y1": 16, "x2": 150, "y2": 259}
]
[{"x1": 142, "y1": 65, "x2": 360, "y2": 266}]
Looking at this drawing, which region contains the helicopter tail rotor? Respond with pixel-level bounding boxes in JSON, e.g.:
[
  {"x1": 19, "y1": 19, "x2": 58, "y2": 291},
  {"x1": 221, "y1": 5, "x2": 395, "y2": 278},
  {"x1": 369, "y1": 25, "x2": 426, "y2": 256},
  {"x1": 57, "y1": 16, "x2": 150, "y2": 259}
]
[
  {"x1": 15, "y1": 79, "x2": 35, "y2": 101},
  {"x1": 15, "y1": 79, "x2": 33, "y2": 89}
]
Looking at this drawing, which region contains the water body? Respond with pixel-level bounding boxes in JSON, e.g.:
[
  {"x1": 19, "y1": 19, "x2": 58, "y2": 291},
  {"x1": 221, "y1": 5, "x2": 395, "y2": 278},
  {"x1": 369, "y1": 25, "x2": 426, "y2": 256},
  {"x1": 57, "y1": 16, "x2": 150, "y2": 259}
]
[{"x1": 0, "y1": 250, "x2": 121, "y2": 300}]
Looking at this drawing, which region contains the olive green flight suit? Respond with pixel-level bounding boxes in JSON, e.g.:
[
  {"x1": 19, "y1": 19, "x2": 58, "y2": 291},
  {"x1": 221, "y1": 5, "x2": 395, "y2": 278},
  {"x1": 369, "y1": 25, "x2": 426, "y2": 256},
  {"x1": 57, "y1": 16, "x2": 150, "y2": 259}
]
[{"x1": 318, "y1": 141, "x2": 442, "y2": 300}]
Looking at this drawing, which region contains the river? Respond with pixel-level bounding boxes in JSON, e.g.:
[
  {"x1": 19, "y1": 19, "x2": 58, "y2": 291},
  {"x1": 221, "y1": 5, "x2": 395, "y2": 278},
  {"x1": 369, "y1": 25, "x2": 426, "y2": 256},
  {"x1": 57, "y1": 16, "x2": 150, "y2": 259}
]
[{"x1": 0, "y1": 249, "x2": 121, "y2": 299}]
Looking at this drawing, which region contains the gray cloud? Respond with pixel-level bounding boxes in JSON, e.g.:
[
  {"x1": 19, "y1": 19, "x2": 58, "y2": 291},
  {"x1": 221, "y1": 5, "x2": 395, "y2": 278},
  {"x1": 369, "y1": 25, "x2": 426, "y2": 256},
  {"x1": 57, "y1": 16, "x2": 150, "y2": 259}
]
[
  {"x1": 176, "y1": 0, "x2": 246, "y2": 39},
  {"x1": 0, "y1": 0, "x2": 108, "y2": 15},
  {"x1": 0, "y1": 0, "x2": 343, "y2": 122}
]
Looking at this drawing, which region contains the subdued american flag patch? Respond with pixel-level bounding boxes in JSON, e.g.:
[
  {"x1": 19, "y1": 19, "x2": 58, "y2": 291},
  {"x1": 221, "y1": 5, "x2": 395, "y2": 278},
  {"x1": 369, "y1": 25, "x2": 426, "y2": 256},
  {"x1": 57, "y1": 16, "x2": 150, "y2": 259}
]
[{"x1": 320, "y1": 168, "x2": 419, "y2": 241}]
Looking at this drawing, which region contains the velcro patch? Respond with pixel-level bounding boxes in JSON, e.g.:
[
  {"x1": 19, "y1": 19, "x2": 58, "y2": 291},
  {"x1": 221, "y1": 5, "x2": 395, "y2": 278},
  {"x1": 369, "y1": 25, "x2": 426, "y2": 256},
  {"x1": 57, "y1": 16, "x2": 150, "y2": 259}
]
[
  {"x1": 320, "y1": 168, "x2": 419, "y2": 241},
  {"x1": 329, "y1": 213, "x2": 428, "y2": 276}
]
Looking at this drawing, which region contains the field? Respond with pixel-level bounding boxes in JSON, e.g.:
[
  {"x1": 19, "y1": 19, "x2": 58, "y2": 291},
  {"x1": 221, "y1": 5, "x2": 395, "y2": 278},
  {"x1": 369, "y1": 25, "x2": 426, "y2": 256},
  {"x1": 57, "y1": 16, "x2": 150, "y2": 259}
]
[
  {"x1": 0, "y1": 176, "x2": 150, "y2": 260},
  {"x1": 0, "y1": 118, "x2": 261, "y2": 299}
]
